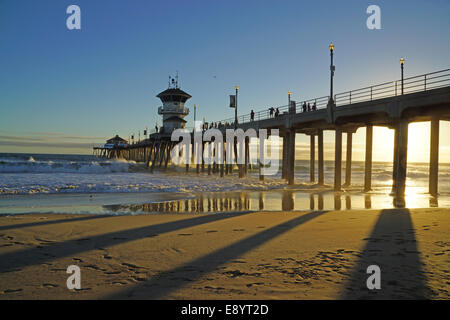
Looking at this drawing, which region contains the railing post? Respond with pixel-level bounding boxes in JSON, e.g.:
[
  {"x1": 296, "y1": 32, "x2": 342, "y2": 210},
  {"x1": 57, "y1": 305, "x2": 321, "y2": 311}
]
[
  {"x1": 370, "y1": 87, "x2": 373, "y2": 100},
  {"x1": 424, "y1": 74, "x2": 427, "y2": 91},
  {"x1": 395, "y1": 81, "x2": 397, "y2": 96},
  {"x1": 349, "y1": 91, "x2": 352, "y2": 104}
]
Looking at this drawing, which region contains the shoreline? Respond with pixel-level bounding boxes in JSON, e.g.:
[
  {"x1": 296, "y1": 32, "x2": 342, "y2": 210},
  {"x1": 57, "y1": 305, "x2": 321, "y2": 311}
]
[
  {"x1": 0, "y1": 208, "x2": 448, "y2": 299},
  {"x1": 1, "y1": 187, "x2": 448, "y2": 215}
]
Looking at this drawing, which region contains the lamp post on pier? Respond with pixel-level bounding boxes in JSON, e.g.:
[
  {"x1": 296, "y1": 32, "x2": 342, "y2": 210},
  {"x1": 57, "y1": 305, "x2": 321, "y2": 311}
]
[
  {"x1": 400, "y1": 57, "x2": 405, "y2": 95},
  {"x1": 329, "y1": 42, "x2": 335, "y2": 104},
  {"x1": 235, "y1": 85, "x2": 239, "y2": 129}
]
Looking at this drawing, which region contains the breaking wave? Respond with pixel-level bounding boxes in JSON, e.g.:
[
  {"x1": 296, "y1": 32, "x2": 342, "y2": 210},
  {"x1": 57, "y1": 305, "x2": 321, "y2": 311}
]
[{"x1": 0, "y1": 158, "x2": 136, "y2": 174}]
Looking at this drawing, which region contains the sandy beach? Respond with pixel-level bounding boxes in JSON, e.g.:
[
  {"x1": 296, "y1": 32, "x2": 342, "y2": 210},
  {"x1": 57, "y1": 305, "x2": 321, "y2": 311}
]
[{"x1": 0, "y1": 208, "x2": 448, "y2": 299}]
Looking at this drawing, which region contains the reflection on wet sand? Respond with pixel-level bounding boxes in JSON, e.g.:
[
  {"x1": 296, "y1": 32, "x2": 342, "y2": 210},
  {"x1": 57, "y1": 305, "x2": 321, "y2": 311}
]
[
  {"x1": 102, "y1": 189, "x2": 439, "y2": 214},
  {"x1": 104, "y1": 193, "x2": 253, "y2": 214}
]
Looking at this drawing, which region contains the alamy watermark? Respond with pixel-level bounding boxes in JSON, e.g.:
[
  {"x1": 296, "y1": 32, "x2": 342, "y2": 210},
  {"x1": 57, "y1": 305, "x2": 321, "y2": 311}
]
[
  {"x1": 366, "y1": 265, "x2": 381, "y2": 290},
  {"x1": 170, "y1": 127, "x2": 280, "y2": 175},
  {"x1": 366, "y1": 5, "x2": 381, "y2": 30},
  {"x1": 66, "y1": 5, "x2": 81, "y2": 30},
  {"x1": 66, "y1": 265, "x2": 81, "y2": 290}
]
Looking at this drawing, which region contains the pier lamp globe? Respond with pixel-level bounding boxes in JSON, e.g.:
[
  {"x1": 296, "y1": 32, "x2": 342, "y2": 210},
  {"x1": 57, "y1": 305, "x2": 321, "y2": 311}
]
[{"x1": 329, "y1": 42, "x2": 334, "y2": 52}]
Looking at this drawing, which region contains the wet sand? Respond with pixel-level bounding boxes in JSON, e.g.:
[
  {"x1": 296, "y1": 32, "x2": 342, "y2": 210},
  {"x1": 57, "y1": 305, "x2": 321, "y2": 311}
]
[{"x1": 0, "y1": 208, "x2": 449, "y2": 299}]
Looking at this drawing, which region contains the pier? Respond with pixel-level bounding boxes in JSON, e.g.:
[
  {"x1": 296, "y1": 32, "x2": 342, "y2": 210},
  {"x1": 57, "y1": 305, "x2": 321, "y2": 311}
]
[{"x1": 94, "y1": 68, "x2": 450, "y2": 204}]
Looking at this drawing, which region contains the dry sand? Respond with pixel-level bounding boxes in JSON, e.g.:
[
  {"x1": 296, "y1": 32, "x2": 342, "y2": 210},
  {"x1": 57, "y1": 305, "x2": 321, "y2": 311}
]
[{"x1": 0, "y1": 208, "x2": 448, "y2": 299}]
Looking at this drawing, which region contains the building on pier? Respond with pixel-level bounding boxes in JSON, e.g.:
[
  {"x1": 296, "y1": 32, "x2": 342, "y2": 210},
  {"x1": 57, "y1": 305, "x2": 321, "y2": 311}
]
[
  {"x1": 104, "y1": 135, "x2": 128, "y2": 149},
  {"x1": 156, "y1": 76, "x2": 191, "y2": 135}
]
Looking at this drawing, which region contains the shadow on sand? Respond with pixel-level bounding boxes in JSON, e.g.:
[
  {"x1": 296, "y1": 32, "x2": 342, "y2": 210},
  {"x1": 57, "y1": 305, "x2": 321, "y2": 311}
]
[
  {"x1": 0, "y1": 211, "x2": 254, "y2": 273},
  {"x1": 0, "y1": 215, "x2": 111, "y2": 232},
  {"x1": 104, "y1": 210, "x2": 328, "y2": 299},
  {"x1": 340, "y1": 208, "x2": 433, "y2": 299}
]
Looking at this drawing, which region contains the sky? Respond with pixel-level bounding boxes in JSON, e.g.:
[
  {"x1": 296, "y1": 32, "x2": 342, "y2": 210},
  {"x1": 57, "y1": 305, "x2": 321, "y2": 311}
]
[{"x1": 0, "y1": 0, "x2": 449, "y2": 161}]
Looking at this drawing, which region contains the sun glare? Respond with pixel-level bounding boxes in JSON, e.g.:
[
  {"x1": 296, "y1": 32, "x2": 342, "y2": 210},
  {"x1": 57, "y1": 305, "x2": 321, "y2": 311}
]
[{"x1": 407, "y1": 122, "x2": 430, "y2": 163}]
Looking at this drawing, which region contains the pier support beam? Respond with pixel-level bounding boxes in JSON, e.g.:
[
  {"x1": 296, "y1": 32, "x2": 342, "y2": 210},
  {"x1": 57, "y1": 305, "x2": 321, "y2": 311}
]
[
  {"x1": 207, "y1": 143, "x2": 212, "y2": 175},
  {"x1": 364, "y1": 125, "x2": 373, "y2": 192},
  {"x1": 429, "y1": 118, "x2": 439, "y2": 196},
  {"x1": 334, "y1": 128, "x2": 342, "y2": 191},
  {"x1": 220, "y1": 142, "x2": 225, "y2": 177},
  {"x1": 287, "y1": 130, "x2": 296, "y2": 185},
  {"x1": 164, "y1": 143, "x2": 171, "y2": 169},
  {"x1": 150, "y1": 142, "x2": 162, "y2": 173},
  {"x1": 318, "y1": 129, "x2": 324, "y2": 185},
  {"x1": 244, "y1": 137, "x2": 249, "y2": 176},
  {"x1": 391, "y1": 124, "x2": 399, "y2": 194},
  {"x1": 282, "y1": 135, "x2": 287, "y2": 180},
  {"x1": 344, "y1": 131, "x2": 353, "y2": 187},
  {"x1": 202, "y1": 142, "x2": 205, "y2": 173},
  {"x1": 393, "y1": 119, "x2": 409, "y2": 202},
  {"x1": 310, "y1": 134, "x2": 315, "y2": 182},
  {"x1": 259, "y1": 136, "x2": 264, "y2": 181},
  {"x1": 238, "y1": 138, "x2": 245, "y2": 178}
]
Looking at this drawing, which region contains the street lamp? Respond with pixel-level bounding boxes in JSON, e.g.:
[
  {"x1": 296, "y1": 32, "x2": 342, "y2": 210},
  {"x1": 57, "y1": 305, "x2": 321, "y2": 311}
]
[
  {"x1": 235, "y1": 85, "x2": 239, "y2": 129},
  {"x1": 329, "y1": 42, "x2": 335, "y2": 104},
  {"x1": 288, "y1": 91, "x2": 292, "y2": 113},
  {"x1": 400, "y1": 57, "x2": 405, "y2": 95}
]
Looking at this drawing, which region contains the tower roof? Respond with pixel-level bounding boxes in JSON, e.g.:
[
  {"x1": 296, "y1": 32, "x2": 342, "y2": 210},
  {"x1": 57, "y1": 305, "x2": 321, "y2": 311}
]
[{"x1": 156, "y1": 88, "x2": 192, "y2": 99}]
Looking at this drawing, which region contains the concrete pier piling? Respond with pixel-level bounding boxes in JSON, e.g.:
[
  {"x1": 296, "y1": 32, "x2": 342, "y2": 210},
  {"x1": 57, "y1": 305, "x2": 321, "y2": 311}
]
[
  {"x1": 429, "y1": 118, "x2": 439, "y2": 196},
  {"x1": 364, "y1": 125, "x2": 373, "y2": 192},
  {"x1": 310, "y1": 134, "x2": 315, "y2": 183},
  {"x1": 287, "y1": 130, "x2": 296, "y2": 185},
  {"x1": 318, "y1": 129, "x2": 324, "y2": 186},
  {"x1": 344, "y1": 131, "x2": 353, "y2": 187},
  {"x1": 334, "y1": 128, "x2": 342, "y2": 191},
  {"x1": 394, "y1": 119, "x2": 409, "y2": 201}
]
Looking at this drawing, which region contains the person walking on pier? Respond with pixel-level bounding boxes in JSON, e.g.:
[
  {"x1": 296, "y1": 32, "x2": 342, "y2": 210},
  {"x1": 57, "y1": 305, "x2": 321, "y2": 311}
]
[
  {"x1": 307, "y1": 103, "x2": 311, "y2": 112},
  {"x1": 250, "y1": 110, "x2": 255, "y2": 121},
  {"x1": 302, "y1": 102, "x2": 307, "y2": 113},
  {"x1": 312, "y1": 102, "x2": 317, "y2": 111},
  {"x1": 269, "y1": 107, "x2": 275, "y2": 118},
  {"x1": 275, "y1": 108, "x2": 280, "y2": 117}
]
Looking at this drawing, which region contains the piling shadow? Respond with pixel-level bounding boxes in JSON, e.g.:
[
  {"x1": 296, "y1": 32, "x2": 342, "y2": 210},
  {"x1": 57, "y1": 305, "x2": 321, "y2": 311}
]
[
  {"x1": 0, "y1": 211, "x2": 253, "y2": 273},
  {"x1": 104, "y1": 210, "x2": 328, "y2": 299},
  {"x1": 340, "y1": 209, "x2": 431, "y2": 299},
  {"x1": 0, "y1": 215, "x2": 111, "y2": 232}
]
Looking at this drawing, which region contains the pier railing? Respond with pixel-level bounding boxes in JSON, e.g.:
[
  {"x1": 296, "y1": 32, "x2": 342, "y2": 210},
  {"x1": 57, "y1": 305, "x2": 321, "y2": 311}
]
[
  {"x1": 213, "y1": 68, "x2": 450, "y2": 127},
  {"x1": 335, "y1": 68, "x2": 450, "y2": 106}
]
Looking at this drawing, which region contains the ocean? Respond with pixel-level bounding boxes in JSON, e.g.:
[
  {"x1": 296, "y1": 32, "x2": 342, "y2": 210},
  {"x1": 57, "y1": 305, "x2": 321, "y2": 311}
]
[{"x1": 0, "y1": 152, "x2": 449, "y2": 214}]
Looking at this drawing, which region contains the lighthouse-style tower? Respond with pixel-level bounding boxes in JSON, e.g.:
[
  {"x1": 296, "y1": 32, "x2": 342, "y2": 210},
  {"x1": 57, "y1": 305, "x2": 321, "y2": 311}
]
[{"x1": 156, "y1": 75, "x2": 191, "y2": 135}]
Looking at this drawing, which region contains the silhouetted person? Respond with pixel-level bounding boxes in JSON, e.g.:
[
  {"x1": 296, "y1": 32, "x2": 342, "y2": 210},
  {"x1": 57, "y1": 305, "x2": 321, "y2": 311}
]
[
  {"x1": 302, "y1": 102, "x2": 307, "y2": 113},
  {"x1": 269, "y1": 107, "x2": 275, "y2": 118},
  {"x1": 307, "y1": 103, "x2": 311, "y2": 112},
  {"x1": 275, "y1": 108, "x2": 280, "y2": 117},
  {"x1": 312, "y1": 102, "x2": 317, "y2": 111},
  {"x1": 155, "y1": 124, "x2": 158, "y2": 132},
  {"x1": 250, "y1": 110, "x2": 255, "y2": 121}
]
